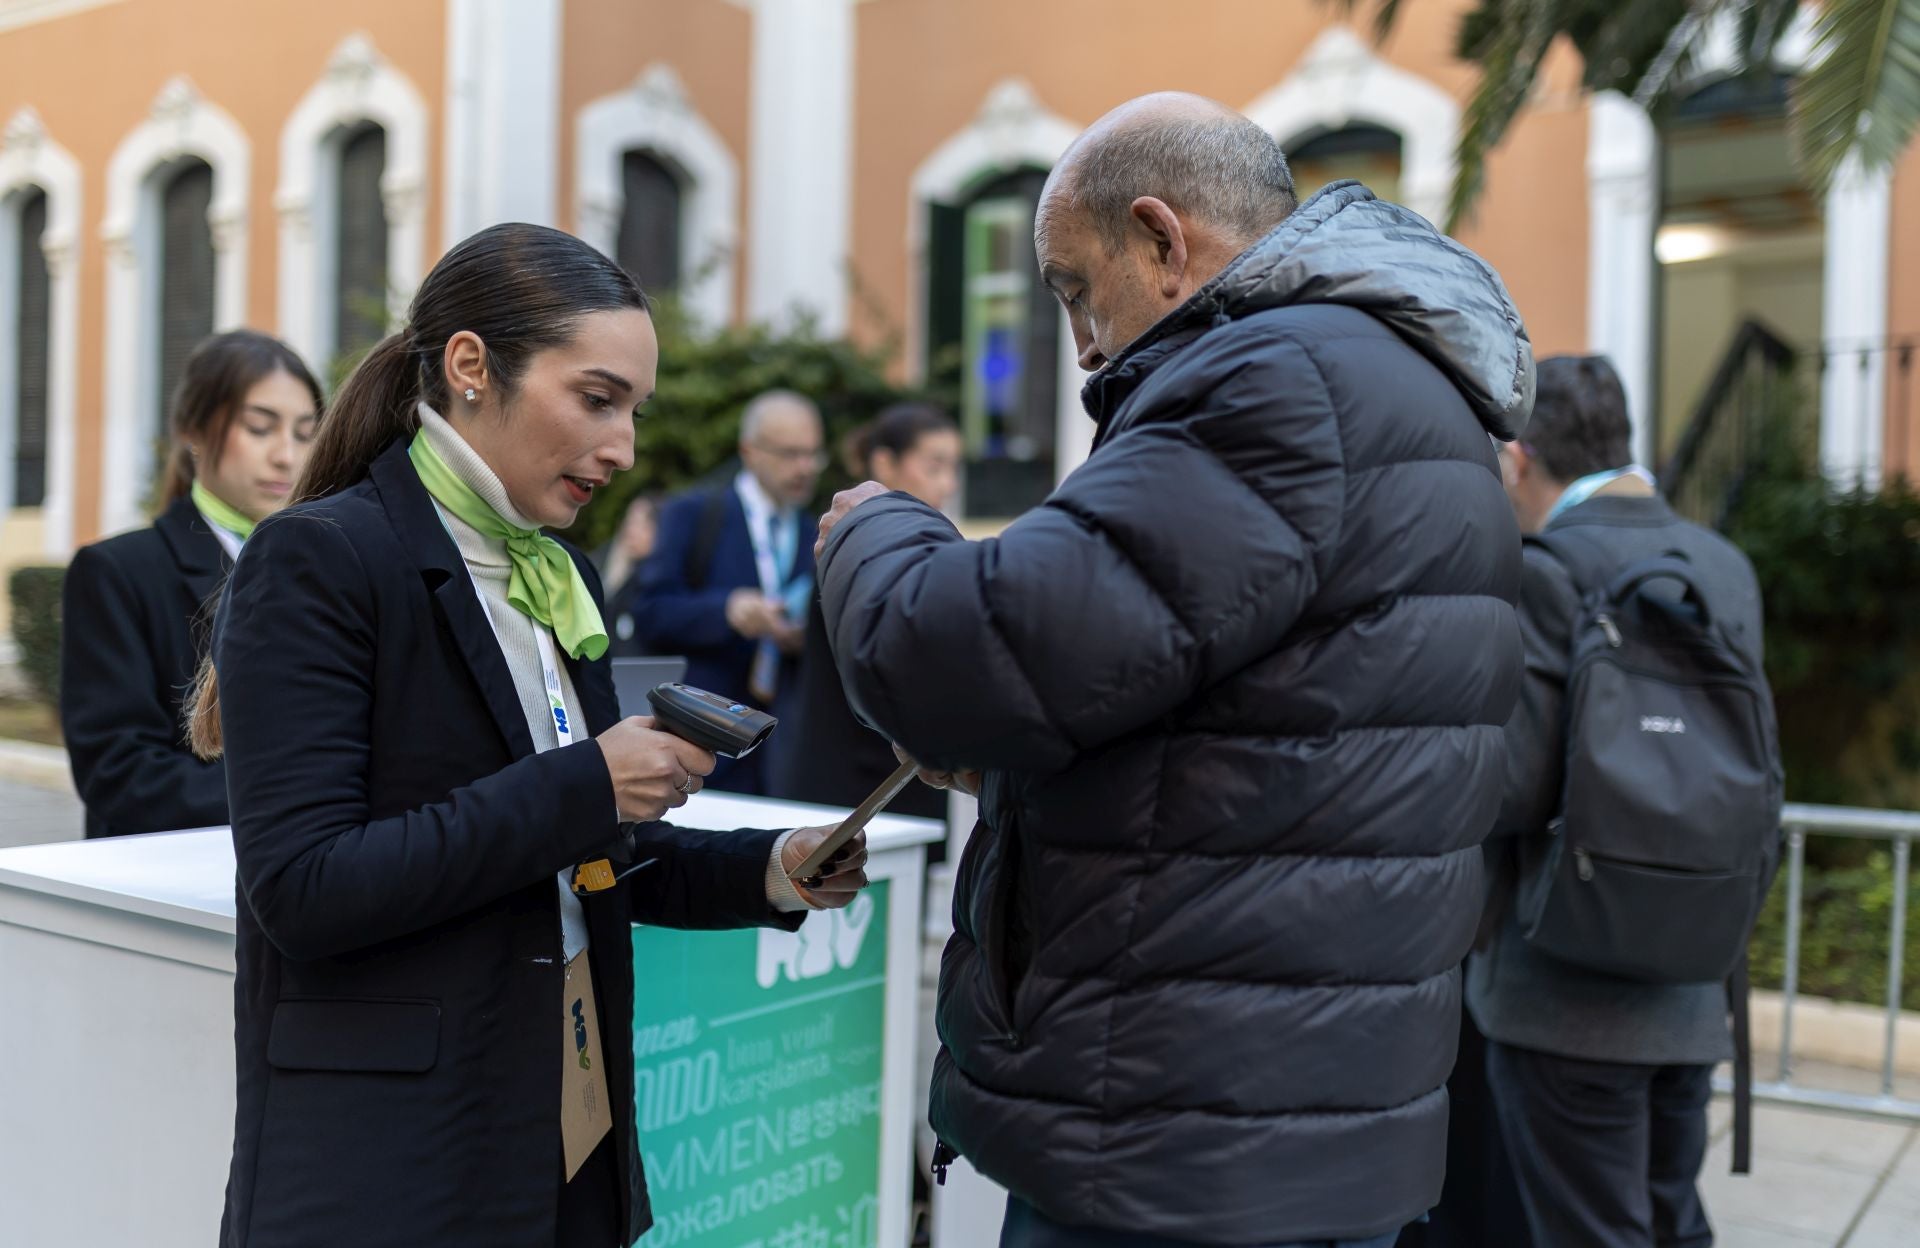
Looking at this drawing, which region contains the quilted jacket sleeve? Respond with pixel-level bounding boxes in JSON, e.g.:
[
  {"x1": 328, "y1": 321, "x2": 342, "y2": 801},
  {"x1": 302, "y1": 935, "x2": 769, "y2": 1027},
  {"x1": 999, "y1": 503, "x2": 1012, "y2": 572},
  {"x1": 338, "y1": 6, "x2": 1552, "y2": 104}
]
[{"x1": 818, "y1": 330, "x2": 1347, "y2": 774}]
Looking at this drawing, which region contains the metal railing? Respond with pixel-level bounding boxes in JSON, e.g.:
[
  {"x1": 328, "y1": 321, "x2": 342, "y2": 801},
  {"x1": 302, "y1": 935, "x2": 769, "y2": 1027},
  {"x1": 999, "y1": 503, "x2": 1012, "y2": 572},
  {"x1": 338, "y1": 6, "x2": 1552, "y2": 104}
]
[{"x1": 1736, "y1": 802, "x2": 1920, "y2": 1122}]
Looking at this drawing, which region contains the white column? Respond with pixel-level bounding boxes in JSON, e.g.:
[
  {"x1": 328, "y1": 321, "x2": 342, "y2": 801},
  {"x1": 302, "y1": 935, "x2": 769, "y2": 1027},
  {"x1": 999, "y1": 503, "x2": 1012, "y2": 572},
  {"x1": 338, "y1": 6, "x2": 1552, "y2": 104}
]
[
  {"x1": 1820, "y1": 157, "x2": 1892, "y2": 488},
  {"x1": 1585, "y1": 92, "x2": 1659, "y2": 465},
  {"x1": 443, "y1": 0, "x2": 561, "y2": 244},
  {"x1": 746, "y1": 0, "x2": 854, "y2": 334}
]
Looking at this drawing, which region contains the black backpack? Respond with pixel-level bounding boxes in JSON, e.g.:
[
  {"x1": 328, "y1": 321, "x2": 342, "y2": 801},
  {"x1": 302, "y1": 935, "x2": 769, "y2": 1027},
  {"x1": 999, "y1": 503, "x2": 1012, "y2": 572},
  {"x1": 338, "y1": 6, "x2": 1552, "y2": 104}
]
[{"x1": 1515, "y1": 541, "x2": 1783, "y2": 984}]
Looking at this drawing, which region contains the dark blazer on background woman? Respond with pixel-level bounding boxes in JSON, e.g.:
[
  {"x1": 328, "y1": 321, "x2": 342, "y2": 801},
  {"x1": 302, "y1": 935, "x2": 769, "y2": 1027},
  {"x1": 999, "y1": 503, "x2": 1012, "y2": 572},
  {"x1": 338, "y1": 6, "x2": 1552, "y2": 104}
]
[
  {"x1": 61, "y1": 495, "x2": 232, "y2": 838},
  {"x1": 213, "y1": 440, "x2": 799, "y2": 1248}
]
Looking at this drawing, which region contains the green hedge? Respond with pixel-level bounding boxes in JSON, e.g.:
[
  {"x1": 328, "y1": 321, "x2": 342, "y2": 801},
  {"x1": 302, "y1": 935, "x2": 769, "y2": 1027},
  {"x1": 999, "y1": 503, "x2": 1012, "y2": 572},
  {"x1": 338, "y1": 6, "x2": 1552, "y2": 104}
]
[
  {"x1": 558, "y1": 299, "x2": 946, "y2": 554},
  {"x1": 1748, "y1": 851, "x2": 1920, "y2": 1011},
  {"x1": 9, "y1": 564, "x2": 64, "y2": 704}
]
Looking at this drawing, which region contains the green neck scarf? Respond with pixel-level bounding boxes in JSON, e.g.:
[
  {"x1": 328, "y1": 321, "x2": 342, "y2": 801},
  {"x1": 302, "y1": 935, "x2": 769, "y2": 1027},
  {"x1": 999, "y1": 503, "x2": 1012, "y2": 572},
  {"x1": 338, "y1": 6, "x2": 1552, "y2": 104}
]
[
  {"x1": 191, "y1": 480, "x2": 256, "y2": 541},
  {"x1": 407, "y1": 432, "x2": 608, "y2": 661}
]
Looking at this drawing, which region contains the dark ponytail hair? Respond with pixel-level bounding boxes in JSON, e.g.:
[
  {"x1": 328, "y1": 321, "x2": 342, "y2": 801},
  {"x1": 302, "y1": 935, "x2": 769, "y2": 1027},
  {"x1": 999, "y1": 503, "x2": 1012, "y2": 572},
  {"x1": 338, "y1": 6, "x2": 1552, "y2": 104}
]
[
  {"x1": 162, "y1": 330, "x2": 322, "y2": 507},
  {"x1": 294, "y1": 222, "x2": 648, "y2": 504},
  {"x1": 190, "y1": 223, "x2": 648, "y2": 758},
  {"x1": 841, "y1": 402, "x2": 958, "y2": 477}
]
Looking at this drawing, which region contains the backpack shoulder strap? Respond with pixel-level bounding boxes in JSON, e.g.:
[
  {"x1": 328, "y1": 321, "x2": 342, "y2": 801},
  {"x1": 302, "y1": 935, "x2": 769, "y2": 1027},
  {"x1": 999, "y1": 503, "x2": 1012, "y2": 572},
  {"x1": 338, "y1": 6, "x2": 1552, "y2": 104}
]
[
  {"x1": 682, "y1": 487, "x2": 731, "y2": 593},
  {"x1": 1525, "y1": 526, "x2": 1614, "y2": 600}
]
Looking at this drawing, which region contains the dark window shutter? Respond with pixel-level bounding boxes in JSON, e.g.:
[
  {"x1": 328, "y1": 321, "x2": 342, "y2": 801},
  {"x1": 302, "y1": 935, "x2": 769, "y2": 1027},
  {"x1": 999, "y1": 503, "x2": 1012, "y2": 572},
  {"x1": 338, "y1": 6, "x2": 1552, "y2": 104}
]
[
  {"x1": 925, "y1": 199, "x2": 966, "y2": 391},
  {"x1": 335, "y1": 125, "x2": 390, "y2": 358},
  {"x1": 13, "y1": 190, "x2": 50, "y2": 508},
  {"x1": 615, "y1": 150, "x2": 682, "y2": 296},
  {"x1": 158, "y1": 161, "x2": 215, "y2": 438}
]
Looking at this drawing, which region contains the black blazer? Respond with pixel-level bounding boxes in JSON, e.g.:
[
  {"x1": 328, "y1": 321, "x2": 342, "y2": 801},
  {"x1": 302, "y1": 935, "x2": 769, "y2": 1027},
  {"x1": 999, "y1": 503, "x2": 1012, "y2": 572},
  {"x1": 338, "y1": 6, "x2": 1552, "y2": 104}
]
[
  {"x1": 213, "y1": 441, "x2": 799, "y2": 1248},
  {"x1": 60, "y1": 496, "x2": 231, "y2": 838}
]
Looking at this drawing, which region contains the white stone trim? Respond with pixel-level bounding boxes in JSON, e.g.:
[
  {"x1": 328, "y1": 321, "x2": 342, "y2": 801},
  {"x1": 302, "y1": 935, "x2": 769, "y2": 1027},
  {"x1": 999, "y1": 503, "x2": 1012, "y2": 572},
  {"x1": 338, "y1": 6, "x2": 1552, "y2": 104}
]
[
  {"x1": 443, "y1": 0, "x2": 561, "y2": 244},
  {"x1": 575, "y1": 64, "x2": 739, "y2": 329},
  {"x1": 0, "y1": 109, "x2": 80, "y2": 558},
  {"x1": 1586, "y1": 92, "x2": 1659, "y2": 465},
  {"x1": 99, "y1": 77, "x2": 250, "y2": 537},
  {"x1": 1243, "y1": 25, "x2": 1459, "y2": 229},
  {"x1": 1584, "y1": 20, "x2": 1894, "y2": 482},
  {"x1": 0, "y1": 0, "x2": 125, "y2": 34},
  {"x1": 276, "y1": 34, "x2": 429, "y2": 372},
  {"x1": 906, "y1": 79, "x2": 1083, "y2": 477},
  {"x1": 1820, "y1": 157, "x2": 1892, "y2": 487},
  {"x1": 0, "y1": 112, "x2": 78, "y2": 558},
  {"x1": 746, "y1": 0, "x2": 854, "y2": 334}
]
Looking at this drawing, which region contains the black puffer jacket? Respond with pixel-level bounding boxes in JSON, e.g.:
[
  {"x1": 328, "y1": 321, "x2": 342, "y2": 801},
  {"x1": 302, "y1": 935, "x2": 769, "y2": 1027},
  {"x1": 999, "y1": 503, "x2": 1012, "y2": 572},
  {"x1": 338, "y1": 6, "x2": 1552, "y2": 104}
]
[{"x1": 818, "y1": 183, "x2": 1531, "y2": 1243}]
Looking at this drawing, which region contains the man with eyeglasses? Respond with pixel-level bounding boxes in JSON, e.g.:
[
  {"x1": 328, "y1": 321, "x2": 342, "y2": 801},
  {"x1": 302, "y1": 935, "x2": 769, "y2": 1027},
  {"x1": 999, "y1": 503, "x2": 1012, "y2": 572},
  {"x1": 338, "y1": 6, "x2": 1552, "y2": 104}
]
[{"x1": 634, "y1": 389, "x2": 826, "y2": 795}]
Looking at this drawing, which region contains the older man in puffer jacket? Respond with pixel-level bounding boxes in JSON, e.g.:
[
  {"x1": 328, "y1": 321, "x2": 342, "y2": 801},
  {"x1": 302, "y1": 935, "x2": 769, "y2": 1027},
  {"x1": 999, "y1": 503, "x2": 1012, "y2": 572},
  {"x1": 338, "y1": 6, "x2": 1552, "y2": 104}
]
[{"x1": 816, "y1": 93, "x2": 1532, "y2": 1248}]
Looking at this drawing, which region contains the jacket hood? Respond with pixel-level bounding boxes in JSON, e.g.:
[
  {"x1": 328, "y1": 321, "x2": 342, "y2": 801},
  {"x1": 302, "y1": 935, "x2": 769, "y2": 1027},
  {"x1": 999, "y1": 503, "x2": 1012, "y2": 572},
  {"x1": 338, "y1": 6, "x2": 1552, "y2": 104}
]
[{"x1": 1090, "y1": 181, "x2": 1535, "y2": 440}]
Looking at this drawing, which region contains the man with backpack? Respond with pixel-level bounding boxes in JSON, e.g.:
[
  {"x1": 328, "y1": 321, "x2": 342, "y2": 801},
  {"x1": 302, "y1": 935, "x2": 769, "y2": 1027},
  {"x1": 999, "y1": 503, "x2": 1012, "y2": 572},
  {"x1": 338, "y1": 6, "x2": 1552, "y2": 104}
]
[
  {"x1": 633, "y1": 390, "x2": 825, "y2": 794},
  {"x1": 1473, "y1": 353, "x2": 1783, "y2": 1248}
]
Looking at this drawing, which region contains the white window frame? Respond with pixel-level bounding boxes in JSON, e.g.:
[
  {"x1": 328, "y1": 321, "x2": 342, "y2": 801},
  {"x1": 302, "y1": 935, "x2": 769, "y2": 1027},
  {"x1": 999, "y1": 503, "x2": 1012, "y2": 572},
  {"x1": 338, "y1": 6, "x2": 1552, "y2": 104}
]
[
  {"x1": 908, "y1": 79, "x2": 1084, "y2": 483},
  {"x1": 0, "y1": 107, "x2": 80, "y2": 557},
  {"x1": 276, "y1": 33, "x2": 429, "y2": 374},
  {"x1": 99, "y1": 76, "x2": 250, "y2": 537},
  {"x1": 1243, "y1": 26, "x2": 1459, "y2": 231},
  {"x1": 1584, "y1": 7, "x2": 1888, "y2": 481},
  {"x1": 576, "y1": 64, "x2": 738, "y2": 331}
]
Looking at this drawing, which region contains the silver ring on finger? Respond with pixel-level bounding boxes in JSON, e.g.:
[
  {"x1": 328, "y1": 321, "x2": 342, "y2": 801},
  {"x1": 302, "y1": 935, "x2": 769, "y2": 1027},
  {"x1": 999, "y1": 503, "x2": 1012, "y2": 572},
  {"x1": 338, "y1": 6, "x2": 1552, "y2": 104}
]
[{"x1": 676, "y1": 773, "x2": 698, "y2": 795}]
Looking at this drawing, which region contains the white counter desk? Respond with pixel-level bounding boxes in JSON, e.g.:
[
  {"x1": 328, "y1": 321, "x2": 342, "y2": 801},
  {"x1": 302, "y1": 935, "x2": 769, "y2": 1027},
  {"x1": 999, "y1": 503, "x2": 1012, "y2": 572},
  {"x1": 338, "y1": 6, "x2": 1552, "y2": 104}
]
[{"x1": 0, "y1": 793, "x2": 940, "y2": 1248}]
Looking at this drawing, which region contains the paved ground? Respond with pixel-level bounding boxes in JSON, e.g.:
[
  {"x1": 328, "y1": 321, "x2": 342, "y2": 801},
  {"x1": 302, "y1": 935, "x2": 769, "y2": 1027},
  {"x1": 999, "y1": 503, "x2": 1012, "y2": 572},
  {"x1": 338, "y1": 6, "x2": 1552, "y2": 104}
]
[
  {"x1": 3, "y1": 772, "x2": 1915, "y2": 1245},
  {"x1": 0, "y1": 771, "x2": 81, "y2": 849},
  {"x1": 1706, "y1": 1060, "x2": 1920, "y2": 1246}
]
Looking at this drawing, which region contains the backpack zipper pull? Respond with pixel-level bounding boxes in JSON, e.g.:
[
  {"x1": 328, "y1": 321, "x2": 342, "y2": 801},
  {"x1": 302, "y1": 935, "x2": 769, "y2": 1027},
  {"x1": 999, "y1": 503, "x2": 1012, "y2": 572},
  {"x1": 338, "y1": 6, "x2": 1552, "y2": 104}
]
[
  {"x1": 1575, "y1": 848, "x2": 1594, "y2": 882},
  {"x1": 932, "y1": 1140, "x2": 956, "y2": 1186},
  {"x1": 1598, "y1": 614, "x2": 1622, "y2": 648}
]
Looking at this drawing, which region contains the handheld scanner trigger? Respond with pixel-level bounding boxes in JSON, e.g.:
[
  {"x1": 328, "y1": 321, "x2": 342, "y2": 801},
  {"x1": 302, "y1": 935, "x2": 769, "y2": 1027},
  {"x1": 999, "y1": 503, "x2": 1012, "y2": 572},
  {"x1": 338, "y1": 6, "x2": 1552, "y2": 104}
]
[{"x1": 645, "y1": 683, "x2": 777, "y2": 759}]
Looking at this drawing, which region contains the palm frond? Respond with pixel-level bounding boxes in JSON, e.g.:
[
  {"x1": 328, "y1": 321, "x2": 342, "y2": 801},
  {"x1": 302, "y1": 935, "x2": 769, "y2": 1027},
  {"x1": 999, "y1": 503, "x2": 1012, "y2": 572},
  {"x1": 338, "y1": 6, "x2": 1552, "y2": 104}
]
[
  {"x1": 1794, "y1": 0, "x2": 1920, "y2": 194},
  {"x1": 1316, "y1": 0, "x2": 1410, "y2": 44},
  {"x1": 1445, "y1": 0, "x2": 1561, "y2": 232},
  {"x1": 1568, "y1": 0, "x2": 1699, "y2": 94}
]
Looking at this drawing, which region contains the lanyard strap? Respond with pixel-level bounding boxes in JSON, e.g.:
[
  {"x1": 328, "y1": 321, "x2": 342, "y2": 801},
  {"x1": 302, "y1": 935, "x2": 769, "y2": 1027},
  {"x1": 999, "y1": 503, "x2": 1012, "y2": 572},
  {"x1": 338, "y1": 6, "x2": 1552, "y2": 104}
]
[{"x1": 468, "y1": 574, "x2": 574, "y2": 748}]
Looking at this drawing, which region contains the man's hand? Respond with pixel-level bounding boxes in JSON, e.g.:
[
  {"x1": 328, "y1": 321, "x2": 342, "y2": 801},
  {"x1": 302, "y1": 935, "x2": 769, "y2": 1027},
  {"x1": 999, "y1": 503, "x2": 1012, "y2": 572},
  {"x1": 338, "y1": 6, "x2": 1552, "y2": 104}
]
[
  {"x1": 780, "y1": 827, "x2": 870, "y2": 908},
  {"x1": 892, "y1": 743, "x2": 981, "y2": 797},
  {"x1": 815, "y1": 481, "x2": 892, "y2": 559},
  {"x1": 725, "y1": 589, "x2": 788, "y2": 640}
]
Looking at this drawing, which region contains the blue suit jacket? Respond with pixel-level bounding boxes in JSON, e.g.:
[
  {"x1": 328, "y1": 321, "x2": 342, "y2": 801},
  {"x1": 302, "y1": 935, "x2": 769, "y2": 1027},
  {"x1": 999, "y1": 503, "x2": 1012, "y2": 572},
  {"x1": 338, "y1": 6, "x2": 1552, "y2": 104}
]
[{"x1": 631, "y1": 485, "x2": 817, "y2": 792}]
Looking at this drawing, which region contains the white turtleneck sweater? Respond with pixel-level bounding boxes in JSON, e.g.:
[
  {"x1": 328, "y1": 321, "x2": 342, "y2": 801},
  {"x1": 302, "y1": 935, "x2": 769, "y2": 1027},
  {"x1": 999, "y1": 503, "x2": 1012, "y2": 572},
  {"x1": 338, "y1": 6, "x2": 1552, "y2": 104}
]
[{"x1": 416, "y1": 407, "x2": 809, "y2": 952}]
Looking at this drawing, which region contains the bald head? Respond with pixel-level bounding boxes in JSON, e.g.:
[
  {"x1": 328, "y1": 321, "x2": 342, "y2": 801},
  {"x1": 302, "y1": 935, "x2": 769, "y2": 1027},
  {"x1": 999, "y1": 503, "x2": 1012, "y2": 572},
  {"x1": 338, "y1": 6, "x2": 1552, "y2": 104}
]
[
  {"x1": 739, "y1": 389, "x2": 825, "y2": 507},
  {"x1": 1041, "y1": 92, "x2": 1296, "y2": 255}
]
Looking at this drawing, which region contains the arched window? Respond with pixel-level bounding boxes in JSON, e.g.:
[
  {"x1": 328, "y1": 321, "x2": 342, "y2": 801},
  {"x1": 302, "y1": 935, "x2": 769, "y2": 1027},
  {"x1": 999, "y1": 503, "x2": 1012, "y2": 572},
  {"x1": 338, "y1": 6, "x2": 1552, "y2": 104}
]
[
  {"x1": 926, "y1": 168, "x2": 1060, "y2": 518},
  {"x1": 11, "y1": 188, "x2": 49, "y2": 508},
  {"x1": 615, "y1": 149, "x2": 683, "y2": 296},
  {"x1": 157, "y1": 159, "x2": 215, "y2": 435},
  {"x1": 1655, "y1": 73, "x2": 1821, "y2": 456},
  {"x1": 1286, "y1": 124, "x2": 1404, "y2": 206},
  {"x1": 334, "y1": 123, "x2": 390, "y2": 359}
]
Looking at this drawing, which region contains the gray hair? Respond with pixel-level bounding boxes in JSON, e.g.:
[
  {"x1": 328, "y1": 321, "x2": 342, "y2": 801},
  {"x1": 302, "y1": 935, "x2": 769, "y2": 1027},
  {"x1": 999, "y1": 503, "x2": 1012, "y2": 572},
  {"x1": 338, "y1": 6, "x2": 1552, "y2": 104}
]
[
  {"x1": 1056, "y1": 112, "x2": 1297, "y2": 253},
  {"x1": 740, "y1": 389, "x2": 821, "y2": 443}
]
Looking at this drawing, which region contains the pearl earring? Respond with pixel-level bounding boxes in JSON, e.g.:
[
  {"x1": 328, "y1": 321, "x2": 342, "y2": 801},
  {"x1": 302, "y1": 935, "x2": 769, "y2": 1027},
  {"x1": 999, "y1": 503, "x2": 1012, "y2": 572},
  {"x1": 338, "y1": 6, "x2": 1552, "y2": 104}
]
[{"x1": 464, "y1": 387, "x2": 478, "y2": 403}]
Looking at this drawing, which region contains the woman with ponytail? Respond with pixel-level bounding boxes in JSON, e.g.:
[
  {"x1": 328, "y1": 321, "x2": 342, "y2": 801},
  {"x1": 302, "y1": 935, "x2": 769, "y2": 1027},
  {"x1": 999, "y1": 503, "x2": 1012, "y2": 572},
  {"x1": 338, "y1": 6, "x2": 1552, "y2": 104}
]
[
  {"x1": 60, "y1": 329, "x2": 320, "y2": 838},
  {"x1": 201, "y1": 223, "x2": 868, "y2": 1248},
  {"x1": 769, "y1": 402, "x2": 961, "y2": 825}
]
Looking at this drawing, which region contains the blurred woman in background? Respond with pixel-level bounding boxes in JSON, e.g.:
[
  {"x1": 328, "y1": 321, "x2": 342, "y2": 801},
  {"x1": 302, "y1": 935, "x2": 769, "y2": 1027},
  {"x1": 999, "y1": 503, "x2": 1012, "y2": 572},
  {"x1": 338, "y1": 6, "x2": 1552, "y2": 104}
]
[
  {"x1": 60, "y1": 329, "x2": 320, "y2": 838},
  {"x1": 599, "y1": 492, "x2": 659, "y2": 655},
  {"x1": 770, "y1": 402, "x2": 961, "y2": 822}
]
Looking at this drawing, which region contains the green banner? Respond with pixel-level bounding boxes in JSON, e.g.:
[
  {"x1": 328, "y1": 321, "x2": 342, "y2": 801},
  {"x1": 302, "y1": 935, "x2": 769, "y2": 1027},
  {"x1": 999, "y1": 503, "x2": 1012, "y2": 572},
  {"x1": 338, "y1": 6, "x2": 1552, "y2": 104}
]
[{"x1": 632, "y1": 882, "x2": 889, "y2": 1248}]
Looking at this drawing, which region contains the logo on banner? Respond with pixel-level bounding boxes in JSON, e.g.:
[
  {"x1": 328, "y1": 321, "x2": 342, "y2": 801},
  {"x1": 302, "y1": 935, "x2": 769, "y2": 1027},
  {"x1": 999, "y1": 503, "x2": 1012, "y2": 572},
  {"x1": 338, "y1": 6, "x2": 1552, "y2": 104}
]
[{"x1": 755, "y1": 892, "x2": 876, "y2": 988}]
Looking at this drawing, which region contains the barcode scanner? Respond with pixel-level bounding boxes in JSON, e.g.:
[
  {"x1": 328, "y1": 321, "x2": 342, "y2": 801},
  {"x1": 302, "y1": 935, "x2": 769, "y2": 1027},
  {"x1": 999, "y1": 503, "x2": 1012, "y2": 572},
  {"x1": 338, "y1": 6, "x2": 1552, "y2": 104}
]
[
  {"x1": 573, "y1": 684, "x2": 777, "y2": 895},
  {"x1": 644, "y1": 683, "x2": 778, "y2": 758}
]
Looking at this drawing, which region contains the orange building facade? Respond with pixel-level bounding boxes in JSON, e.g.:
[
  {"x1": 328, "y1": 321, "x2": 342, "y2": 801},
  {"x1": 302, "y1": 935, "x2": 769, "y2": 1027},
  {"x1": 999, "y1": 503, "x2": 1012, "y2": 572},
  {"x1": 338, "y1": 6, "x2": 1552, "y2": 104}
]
[{"x1": 1, "y1": 0, "x2": 1913, "y2": 577}]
